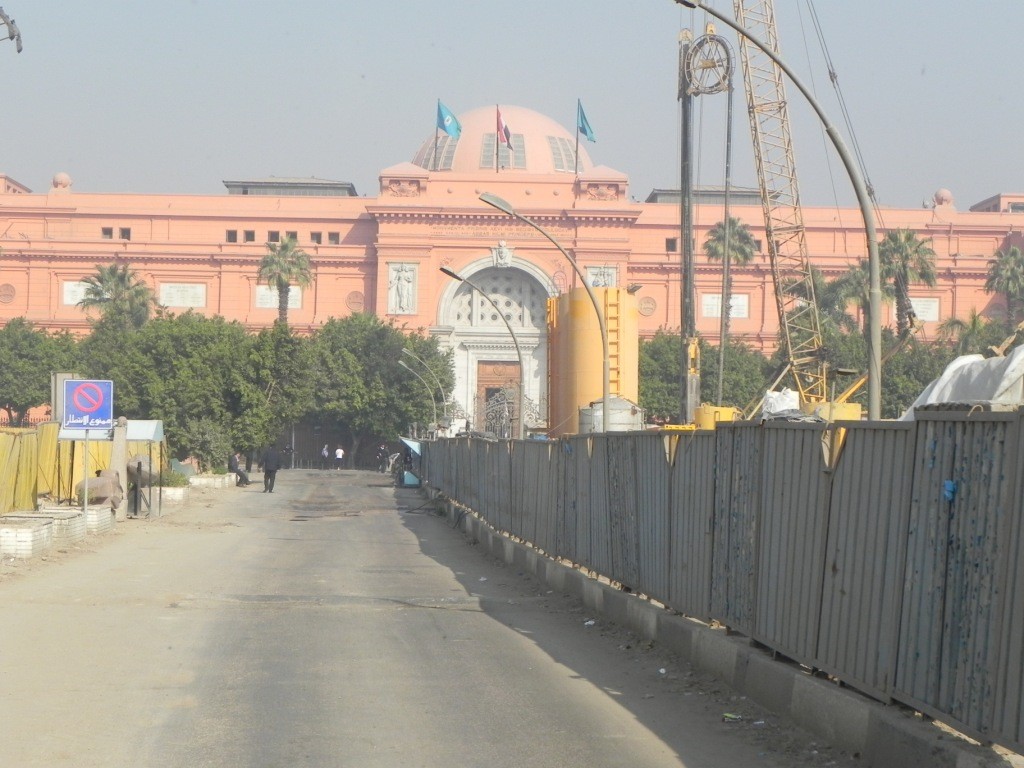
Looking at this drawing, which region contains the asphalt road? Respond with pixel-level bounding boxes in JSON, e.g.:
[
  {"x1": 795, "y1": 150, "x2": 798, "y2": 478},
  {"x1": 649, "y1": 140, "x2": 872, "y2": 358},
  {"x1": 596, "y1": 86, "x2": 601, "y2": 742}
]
[{"x1": 0, "y1": 469, "x2": 860, "y2": 767}]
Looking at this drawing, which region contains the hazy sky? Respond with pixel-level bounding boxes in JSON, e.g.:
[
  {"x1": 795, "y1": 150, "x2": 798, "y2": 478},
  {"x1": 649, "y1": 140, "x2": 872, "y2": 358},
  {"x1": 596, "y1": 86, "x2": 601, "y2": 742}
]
[{"x1": 2, "y1": 1, "x2": 1020, "y2": 210}]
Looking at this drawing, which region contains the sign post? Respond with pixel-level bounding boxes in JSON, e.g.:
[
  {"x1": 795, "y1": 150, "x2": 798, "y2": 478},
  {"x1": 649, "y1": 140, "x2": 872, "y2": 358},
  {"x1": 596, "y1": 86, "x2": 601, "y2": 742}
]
[{"x1": 62, "y1": 379, "x2": 114, "y2": 517}]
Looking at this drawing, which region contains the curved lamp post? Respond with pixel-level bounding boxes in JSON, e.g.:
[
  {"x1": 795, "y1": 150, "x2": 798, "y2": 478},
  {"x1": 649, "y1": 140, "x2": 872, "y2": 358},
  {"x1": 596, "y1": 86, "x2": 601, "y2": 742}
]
[
  {"x1": 674, "y1": 0, "x2": 881, "y2": 419},
  {"x1": 398, "y1": 359, "x2": 438, "y2": 435},
  {"x1": 478, "y1": 192, "x2": 610, "y2": 432},
  {"x1": 401, "y1": 348, "x2": 449, "y2": 426},
  {"x1": 440, "y1": 266, "x2": 527, "y2": 439}
]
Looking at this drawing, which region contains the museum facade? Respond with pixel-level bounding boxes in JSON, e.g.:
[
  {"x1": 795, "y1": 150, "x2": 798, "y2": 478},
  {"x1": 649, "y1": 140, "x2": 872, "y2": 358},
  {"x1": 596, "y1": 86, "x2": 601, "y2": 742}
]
[{"x1": 1, "y1": 104, "x2": 1022, "y2": 431}]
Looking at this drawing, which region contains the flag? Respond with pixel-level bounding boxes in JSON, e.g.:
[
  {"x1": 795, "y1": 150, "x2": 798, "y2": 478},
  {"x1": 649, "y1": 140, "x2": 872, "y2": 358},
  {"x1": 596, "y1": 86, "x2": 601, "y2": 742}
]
[
  {"x1": 496, "y1": 107, "x2": 513, "y2": 150},
  {"x1": 577, "y1": 99, "x2": 596, "y2": 142},
  {"x1": 437, "y1": 100, "x2": 461, "y2": 139}
]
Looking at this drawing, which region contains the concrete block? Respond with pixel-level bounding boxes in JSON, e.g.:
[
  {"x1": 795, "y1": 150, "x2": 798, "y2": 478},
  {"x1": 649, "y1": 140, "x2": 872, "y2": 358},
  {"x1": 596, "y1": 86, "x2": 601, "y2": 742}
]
[
  {"x1": 12, "y1": 509, "x2": 85, "y2": 547},
  {"x1": 742, "y1": 649, "x2": 796, "y2": 720},
  {"x1": 85, "y1": 505, "x2": 114, "y2": 535},
  {"x1": 654, "y1": 612, "x2": 698, "y2": 658},
  {"x1": 0, "y1": 520, "x2": 53, "y2": 558},
  {"x1": 691, "y1": 626, "x2": 741, "y2": 686},
  {"x1": 187, "y1": 474, "x2": 232, "y2": 488},
  {"x1": 626, "y1": 598, "x2": 658, "y2": 641},
  {"x1": 790, "y1": 673, "x2": 872, "y2": 754}
]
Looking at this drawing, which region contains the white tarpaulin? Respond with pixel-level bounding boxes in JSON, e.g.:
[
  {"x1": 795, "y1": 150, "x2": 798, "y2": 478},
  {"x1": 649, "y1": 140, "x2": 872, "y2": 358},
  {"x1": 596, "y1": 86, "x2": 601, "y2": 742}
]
[{"x1": 900, "y1": 346, "x2": 1024, "y2": 419}]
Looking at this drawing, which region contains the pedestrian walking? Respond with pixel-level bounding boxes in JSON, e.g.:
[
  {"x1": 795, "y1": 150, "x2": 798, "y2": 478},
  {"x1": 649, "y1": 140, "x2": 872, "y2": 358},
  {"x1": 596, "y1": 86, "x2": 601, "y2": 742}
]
[
  {"x1": 320, "y1": 444, "x2": 329, "y2": 470},
  {"x1": 259, "y1": 444, "x2": 283, "y2": 493},
  {"x1": 334, "y1": 445, "x2": 345, "y2": 470}
]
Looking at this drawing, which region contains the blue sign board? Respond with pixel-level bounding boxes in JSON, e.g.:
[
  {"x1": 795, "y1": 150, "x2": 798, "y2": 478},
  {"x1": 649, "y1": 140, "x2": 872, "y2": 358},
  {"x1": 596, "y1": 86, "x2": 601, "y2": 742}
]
[{"x1": 63, "y1": 379, "x2": 114, "y2": 429}]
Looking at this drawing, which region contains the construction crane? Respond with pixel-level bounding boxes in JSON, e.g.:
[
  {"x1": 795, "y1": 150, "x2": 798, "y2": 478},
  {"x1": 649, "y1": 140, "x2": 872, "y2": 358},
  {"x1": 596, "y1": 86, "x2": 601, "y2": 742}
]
[{"x1": 731, "y1": 0, "x2": 827, "y2": 408}]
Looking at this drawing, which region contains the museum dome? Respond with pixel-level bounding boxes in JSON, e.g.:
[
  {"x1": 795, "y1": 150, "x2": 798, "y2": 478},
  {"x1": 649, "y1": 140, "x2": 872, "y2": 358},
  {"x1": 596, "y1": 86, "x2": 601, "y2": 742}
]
[{"x1": 411, "y1": 105, "x2": 594, "y2": 175}]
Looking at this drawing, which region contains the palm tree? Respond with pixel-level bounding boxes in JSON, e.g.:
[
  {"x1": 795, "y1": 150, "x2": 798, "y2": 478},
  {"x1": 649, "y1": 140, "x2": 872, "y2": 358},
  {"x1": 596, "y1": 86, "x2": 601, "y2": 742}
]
[
  {"x1": 77, "y1": 263, "x2": 157, "y2": 328},
  {"x1": 878, "y1": 229, "x2": 937, "y2": 338},
  {"x1": 984, "y1": 245, "x2": 1024, "y2": 324},
  {"x1": 704, "y1": 217, "x2": 757, "y2": 266},
  {"x1": 938, "y1": 309, "x2": 988, "y2": 355},
  {"x1": 257, "y1": 236, "x2": 313, "y2": 325}
]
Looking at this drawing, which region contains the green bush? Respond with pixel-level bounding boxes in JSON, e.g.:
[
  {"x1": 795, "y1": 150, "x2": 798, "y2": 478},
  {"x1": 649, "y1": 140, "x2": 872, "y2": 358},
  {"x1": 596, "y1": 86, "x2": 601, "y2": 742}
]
[
  {"x1": 178, "y1": 417, "x2": 233, "y2": 474},
  {"x1": 158, "y1": 470, "x2": 189, "y2": 487}
]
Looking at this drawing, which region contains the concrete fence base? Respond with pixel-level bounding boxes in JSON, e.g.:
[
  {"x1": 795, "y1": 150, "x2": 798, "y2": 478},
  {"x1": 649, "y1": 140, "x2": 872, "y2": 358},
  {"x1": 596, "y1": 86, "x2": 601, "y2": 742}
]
[{"x1": 432, "y1": 493, "x2": 1016, "y2": 768}]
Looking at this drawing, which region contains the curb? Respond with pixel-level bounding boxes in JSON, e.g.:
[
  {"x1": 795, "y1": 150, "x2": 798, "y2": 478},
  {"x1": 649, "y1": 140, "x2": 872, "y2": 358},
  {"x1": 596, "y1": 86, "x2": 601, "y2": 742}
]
[{"x1": 438, "y1": 498, "x2": 1014, "y2": 768}]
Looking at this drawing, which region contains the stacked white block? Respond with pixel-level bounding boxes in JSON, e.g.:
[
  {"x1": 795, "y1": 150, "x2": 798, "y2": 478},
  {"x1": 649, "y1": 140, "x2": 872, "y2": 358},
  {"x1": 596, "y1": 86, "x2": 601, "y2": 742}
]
[
  {"x1": 31, "y1": 509, "x2": 87, "y2": 547},
  {"x1": 85, "y1": 505, "x2": 114, "y2": 535},
  {"x1": 0, "y1": 520, "x2": 53, "y2": 559},
  {"x1": 188, "y1": 474, "x2": 233, "y2": 489}
]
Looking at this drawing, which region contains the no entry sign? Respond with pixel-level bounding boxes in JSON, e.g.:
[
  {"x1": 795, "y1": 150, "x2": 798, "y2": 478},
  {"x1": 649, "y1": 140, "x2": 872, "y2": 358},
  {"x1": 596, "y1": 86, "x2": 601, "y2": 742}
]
[{"x1": 63, "y1": 379, "x2": 114, "y2": 429}]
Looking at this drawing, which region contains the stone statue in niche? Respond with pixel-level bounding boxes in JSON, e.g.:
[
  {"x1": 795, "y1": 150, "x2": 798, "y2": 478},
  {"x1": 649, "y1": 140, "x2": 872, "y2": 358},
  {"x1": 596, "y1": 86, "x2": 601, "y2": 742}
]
[
  {"x1": 491, "y1": 240, "x2": 514, "y2": 267},
  {"x1": 388, "y1": 264, "x2": 416, "y2": 314}
]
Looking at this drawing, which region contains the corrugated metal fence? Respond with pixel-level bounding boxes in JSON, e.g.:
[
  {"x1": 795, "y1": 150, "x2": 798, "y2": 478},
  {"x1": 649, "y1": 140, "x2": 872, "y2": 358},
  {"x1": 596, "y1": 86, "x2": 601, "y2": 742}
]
[{"x1": 422, "y1": 411, "x2": 1024, "y2": 754}]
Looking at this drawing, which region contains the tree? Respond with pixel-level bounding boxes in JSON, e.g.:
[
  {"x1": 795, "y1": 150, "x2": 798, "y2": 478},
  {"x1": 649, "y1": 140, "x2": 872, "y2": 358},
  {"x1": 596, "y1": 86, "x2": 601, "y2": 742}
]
[
  {"x1": 257, "y1": 236, "x2": 313, "y2": 325},
  {"x1": 704, "y1": 217, "x2": 758, "y2": 354},
  {"x1": 938, "y1": 309, "x2": 990, "y2": 355},
  {"x1": 984, "y1": 245, "x2": 1024, "y2": 324},
  {"x1": 878, "y1": 229, "x2": 937, "y2": 338},
  {"x1": 236, "y1": 323, "x2": 316, "y2": 454},
  {"x1": 77, "y1": 263, "x2": 158, "y2": 329},
  {"x1": 79, "y1": 311, "x2": 253, "y2": 460},
  {"x1": 638, "y1": 330, "x2": 771, "y2": 422},
  {"x1": 310, "y1": 314, "x2": 450, "y2": 460},
  {"x1": 0, "y1": 319, "x2": 78, "y2": 424},
  {"x1": 703, "y1": 217, "x2": 757, "y2": 266}
]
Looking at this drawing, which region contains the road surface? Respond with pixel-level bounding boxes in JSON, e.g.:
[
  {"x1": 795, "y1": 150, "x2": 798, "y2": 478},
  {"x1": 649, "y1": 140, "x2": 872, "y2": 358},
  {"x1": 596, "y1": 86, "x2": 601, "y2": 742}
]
[{"x1": 0, "y1": 469, "x2": 860, "y2": 767}]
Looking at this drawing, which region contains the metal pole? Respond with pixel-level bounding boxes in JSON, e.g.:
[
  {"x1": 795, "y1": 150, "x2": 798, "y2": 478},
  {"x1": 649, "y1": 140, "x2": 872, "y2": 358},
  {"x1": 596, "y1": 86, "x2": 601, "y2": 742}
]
[
  {"x1": 401, "y1": 348, "x2": 448, "y2": 421},
  {"x1": 440, "y1": 267, "x2": 527, "y2": 439},
  {"x1": 717, "y1": 82, "x2": 735, "y2": 406},
  {"x1": 673, "y1": 0, "x2": 881, "y2": 419},
  {"x1": 478, "y1": 193, "x2": 610, "y2": 433},
  {"x1": 399, "y1": 360, "x2": 438, "y2": 433}
]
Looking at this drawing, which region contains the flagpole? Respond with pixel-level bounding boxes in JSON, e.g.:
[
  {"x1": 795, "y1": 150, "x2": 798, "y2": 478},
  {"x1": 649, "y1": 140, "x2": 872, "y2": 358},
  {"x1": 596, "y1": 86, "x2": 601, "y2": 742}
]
[
  {"x1": 495, "y1": 105, "x2": 499, "y2": 174},
  {"x1": 432, "y1": 100, "x2": 440, "y2": 171},
  {"x1": 574, "y1": 100, "x2": 581, "y2": 176}
]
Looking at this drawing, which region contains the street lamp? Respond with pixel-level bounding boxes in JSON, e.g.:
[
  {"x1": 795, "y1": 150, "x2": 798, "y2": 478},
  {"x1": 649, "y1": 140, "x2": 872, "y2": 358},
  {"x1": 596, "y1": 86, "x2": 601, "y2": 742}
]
[
  {"x1": 673, "y1": 0, "x2": 881, "y2": 419},
  {"x1": 477, "y1": 192, "x2": 610, "y2": 433},
  {"x1": 440, "y1": 266, "x2": 527, "y2": 440},
  {"x1": 398, "y1": 359, "x2": 438, "y2": 436},
  {"x1": 401, "y1": 348, "x2": 449, "y2": 427}
]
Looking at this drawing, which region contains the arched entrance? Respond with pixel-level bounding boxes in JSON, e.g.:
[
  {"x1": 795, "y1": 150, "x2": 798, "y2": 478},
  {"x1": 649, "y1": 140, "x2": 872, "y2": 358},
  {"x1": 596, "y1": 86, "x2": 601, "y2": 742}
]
[{"x1": 437, "y1": 262, "x2": 554, "y2": 436}]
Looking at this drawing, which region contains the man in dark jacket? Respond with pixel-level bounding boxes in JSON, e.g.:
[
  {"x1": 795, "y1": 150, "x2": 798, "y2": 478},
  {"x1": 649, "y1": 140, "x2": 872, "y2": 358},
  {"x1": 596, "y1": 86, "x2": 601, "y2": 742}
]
[{"x1": 259, "y1": 444, "x2": 283, "y2": 493}]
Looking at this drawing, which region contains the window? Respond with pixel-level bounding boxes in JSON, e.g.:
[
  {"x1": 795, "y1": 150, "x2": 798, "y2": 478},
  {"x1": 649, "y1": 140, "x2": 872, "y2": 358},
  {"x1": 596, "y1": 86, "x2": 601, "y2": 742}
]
[
  {"x1": 285, "y1": 231, "x2": 298, "y2": 241},
  {"x1": 226, "y1": 230, "x2": 238, "y2": 243},
  {"x1": 101, "y1": 227, "x2": 113, "y2": 239},
  {"x1": 310, "y1": 232, "x2": 322, "y2": 244},
  {"x1": 1010, "y1": 203, "x2": 1024, "y2": 213},
  {"x1": 328, "y1": 232, "x2": 340, "y2": 245},
  {"x1": 268, "y1": 231, "x2": 280, "y2": 243},
  {"x1": 243, "y1": 230, "x2": 255, "y2": 242},
  {"x1": 702, "y1": 293, "x2": 750, "y2": 319},
  {"x1": 119, "y1": 227, "x2": 131, "y2": 240},
  {"x1": 666, "y1": 238, "x2": 678, "y2": 252}
]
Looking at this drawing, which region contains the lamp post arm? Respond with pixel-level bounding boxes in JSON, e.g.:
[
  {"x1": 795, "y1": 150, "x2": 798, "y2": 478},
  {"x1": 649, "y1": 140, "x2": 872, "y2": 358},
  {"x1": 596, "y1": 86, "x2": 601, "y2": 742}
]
[
  {"x1": 402, "y1": 348, "x2": 448, "y2": 417},
  {"x1": 673, "y1": 0, "x2": 881, "y2": 419},
  {"x1": 503, "y1": 209, "x2": 611, "y2": 432},
  {"x1": 398, "y1": 360, "x2": 438, "y2": 429},
  {"x1": 444, "y1": 269, "x2": 527, "y2": 440}
]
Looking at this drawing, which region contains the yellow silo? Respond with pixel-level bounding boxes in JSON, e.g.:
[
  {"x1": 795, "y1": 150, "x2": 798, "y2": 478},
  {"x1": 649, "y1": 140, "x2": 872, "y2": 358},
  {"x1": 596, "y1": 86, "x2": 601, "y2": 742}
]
[{"x1": 547, "y1": 286, "x2": 639, "y2": 436}]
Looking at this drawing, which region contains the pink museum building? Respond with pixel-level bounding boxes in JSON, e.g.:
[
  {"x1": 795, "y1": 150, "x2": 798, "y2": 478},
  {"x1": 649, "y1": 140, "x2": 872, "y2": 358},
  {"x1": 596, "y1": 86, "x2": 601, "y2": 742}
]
[{"x1": 1, "y1": 105, "x2": 1023, "y2": 430}]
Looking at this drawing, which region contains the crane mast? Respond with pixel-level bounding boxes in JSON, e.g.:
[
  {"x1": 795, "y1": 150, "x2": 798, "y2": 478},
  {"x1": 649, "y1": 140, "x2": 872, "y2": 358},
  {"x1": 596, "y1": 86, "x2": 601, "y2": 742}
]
[{"x1": 732, "y1": 0, "x2": 827, "y2": 406}]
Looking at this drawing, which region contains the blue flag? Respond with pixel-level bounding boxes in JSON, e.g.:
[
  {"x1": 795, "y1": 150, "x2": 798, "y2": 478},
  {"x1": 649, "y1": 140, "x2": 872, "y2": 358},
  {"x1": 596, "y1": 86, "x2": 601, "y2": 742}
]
[
  {"x1": 437, "y1": 100, "x2": 462, "y2": 139},
  {"x1": 577, "y1": 100, "x2": 596, "y2": 142}
]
